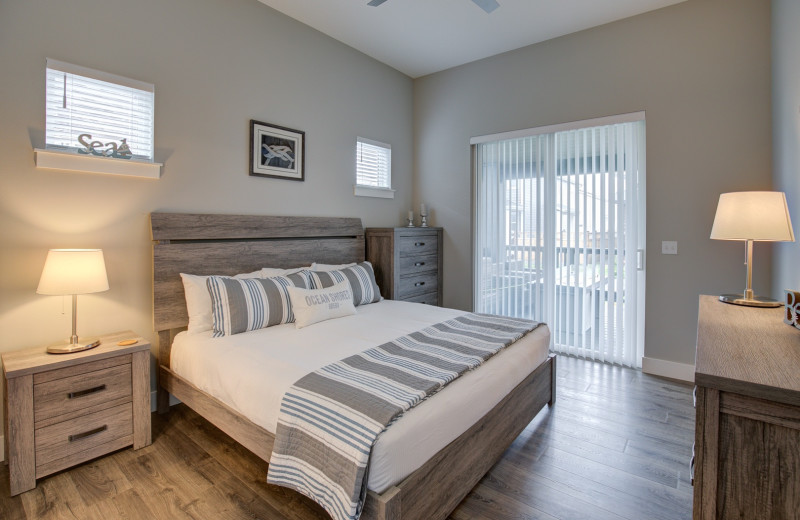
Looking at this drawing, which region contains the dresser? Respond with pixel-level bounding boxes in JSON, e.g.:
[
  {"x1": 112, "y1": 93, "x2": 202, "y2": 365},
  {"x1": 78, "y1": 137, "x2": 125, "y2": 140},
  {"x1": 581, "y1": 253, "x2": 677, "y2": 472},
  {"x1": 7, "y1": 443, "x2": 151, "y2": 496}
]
[
  {"x1": 2, "y1": 331, "x2": 151, "y2": 496},
  {"x1": 365, "y1": 227, "x2": 443, "y2": 306},
  {"x1": 693, "y1": 295, "x2": 800, "y2": 519}
]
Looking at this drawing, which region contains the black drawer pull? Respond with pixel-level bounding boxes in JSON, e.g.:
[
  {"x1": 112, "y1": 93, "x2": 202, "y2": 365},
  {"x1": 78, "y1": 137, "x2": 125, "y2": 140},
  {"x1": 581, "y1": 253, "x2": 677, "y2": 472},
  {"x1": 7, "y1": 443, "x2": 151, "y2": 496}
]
[
  {"x1": 69, "y1": 425, "x2": 107, "y2": 442},
  {"x1": 415, "y1": 281, "x2": 425, "y2": 287},
  {"x1": 414, "y1": 242, "x2": 425, "y2": 246},
  {"x1": 68, "y1": 384, "x2": 107, "y2": 399},
  {"x1": 414, "y1": 262, "x2": 425, "y2": 267}
]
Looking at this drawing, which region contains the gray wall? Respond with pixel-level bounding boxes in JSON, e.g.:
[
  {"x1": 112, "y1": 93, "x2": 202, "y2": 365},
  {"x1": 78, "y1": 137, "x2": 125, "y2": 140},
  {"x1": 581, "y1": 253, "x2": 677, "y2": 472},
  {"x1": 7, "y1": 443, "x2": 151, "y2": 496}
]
[
  {"x1": 413, "y1": 0, "x2": 772, "y2": 367},
  {"x1": 772, "y1": 0, "x2": 800, "y2": 298},
  {"x1": 0, "y1": 0, "x2": 413, "y2": 425}
]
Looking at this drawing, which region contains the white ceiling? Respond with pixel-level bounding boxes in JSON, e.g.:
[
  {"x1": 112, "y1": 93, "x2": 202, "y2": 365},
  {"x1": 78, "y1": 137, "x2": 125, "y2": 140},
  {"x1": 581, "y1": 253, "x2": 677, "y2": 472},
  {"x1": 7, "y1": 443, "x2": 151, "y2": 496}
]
[{"x1": 257, "y1": 0, "x2": 687, "y2": 78}]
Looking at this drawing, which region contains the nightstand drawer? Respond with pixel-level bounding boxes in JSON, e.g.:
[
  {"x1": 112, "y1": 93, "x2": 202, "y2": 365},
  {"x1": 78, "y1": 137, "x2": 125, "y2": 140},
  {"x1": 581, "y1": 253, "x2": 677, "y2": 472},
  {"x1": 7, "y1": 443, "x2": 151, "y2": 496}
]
[
  {"x1": 34, "y1": 362, "x2": 132, "y2": 423},
  {"x1": 34, "y1": 402, "x2": 133, "y2": 468},
  {"x1": 397, "y1": 272, "x2": 439, "y2": 299},
  {"x1": 398, "y1": 254, "x2": 438, "y2": 276},
  {"x1": 398, "y1": 235, "x2": 438, "y2": 257}
]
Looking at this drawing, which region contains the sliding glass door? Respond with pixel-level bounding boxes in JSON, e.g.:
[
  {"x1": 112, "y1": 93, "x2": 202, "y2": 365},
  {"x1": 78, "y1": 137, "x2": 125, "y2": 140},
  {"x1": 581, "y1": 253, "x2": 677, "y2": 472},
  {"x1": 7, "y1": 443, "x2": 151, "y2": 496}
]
[{"x1": 473, "y1": 116, "x2": 645, "y2": 367}]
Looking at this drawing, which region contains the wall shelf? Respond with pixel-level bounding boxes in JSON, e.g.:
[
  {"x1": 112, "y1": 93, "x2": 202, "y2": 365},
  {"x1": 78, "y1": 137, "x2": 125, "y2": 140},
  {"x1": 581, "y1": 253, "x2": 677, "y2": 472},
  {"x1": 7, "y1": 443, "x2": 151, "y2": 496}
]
[{"x1": 34, "y1": 149, "x2": 162, "y2": 179}]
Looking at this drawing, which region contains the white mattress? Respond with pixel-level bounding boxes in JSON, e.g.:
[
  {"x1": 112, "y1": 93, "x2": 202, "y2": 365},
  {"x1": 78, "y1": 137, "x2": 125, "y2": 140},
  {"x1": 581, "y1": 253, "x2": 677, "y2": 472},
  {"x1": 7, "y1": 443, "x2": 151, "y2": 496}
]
[{"x1": 171, "y1": 299, "x2": 550, "y2": 493}]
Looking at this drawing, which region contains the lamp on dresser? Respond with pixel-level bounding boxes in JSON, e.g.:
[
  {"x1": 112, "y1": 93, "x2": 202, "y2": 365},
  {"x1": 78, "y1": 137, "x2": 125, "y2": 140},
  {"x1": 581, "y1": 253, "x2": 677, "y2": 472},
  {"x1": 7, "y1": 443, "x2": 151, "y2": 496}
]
[
  {"x1": 710, "y1": 191, "x2": 795, "y2": 307},
  {"x1": 37, "y1": 248, "x2": 109, "y2": 353}
]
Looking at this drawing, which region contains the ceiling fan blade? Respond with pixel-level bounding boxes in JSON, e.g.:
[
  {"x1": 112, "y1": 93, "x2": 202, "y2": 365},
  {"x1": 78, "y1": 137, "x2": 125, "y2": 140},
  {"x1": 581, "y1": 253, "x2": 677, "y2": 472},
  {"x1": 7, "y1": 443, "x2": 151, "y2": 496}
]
[
  {"x1": 471, "y1": 0, "x2": 499, "y2": 13},
  {"x1": 367, "y1": 0, "x2": 389, "y2": 6}
]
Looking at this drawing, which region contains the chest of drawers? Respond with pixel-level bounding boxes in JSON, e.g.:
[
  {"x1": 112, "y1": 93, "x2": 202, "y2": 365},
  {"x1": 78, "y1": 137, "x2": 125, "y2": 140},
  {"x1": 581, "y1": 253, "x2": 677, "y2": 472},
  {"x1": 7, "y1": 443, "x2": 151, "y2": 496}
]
[
  {"x1": 693, "y1": 295, "x2": 800, "y2": 518},
  {"x1": 365, "y1": 227, "x2": 443, "y2": 306},
  {"x1": 2, "y1": 331, "x2": 151, "y2": 495}
]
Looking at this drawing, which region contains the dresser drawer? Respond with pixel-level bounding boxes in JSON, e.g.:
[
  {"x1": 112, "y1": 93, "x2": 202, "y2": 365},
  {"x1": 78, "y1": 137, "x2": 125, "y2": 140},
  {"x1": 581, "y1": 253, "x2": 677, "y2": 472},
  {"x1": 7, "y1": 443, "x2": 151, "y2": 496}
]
[
  {"x1": 34, "y1": 402, "x2": 133, "y2": 468},
  {"x1": 398, "y1": 253, "x2": 438, "y2": 276},
  {"x1": 401, "y1": 291, "x2": 439, "y2": 306},
  {"x1": 397, "y1": 271, "x2": 439, "y2": 299},
  {"x1": 398, "y1": 235, "x2": 438, "y2": 257},
  {"x1": 34, "y1": 363, "x2": 132, "y2": 423}
]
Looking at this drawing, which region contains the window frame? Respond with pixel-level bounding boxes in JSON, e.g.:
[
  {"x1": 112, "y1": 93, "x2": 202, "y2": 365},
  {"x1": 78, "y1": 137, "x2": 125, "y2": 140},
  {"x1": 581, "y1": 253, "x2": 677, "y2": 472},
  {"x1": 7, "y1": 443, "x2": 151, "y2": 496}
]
[{"x1": 354, "y1": 136, "x2": 394, "y2": 199}]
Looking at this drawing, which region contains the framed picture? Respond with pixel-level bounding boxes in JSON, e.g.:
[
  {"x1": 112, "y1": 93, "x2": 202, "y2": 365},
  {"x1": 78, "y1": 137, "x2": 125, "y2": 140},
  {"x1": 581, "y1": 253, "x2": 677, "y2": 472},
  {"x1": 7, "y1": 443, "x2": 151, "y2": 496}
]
[{"x1": 249, "y1": 120, "x2": 305, "y2": 181}]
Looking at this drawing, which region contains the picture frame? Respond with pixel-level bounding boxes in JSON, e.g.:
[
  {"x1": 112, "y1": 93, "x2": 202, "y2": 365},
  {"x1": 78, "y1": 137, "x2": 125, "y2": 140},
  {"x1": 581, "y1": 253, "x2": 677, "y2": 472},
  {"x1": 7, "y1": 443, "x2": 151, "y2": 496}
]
[{"x1": 249, "y1": 119, "x2": 305, "y2": 181}]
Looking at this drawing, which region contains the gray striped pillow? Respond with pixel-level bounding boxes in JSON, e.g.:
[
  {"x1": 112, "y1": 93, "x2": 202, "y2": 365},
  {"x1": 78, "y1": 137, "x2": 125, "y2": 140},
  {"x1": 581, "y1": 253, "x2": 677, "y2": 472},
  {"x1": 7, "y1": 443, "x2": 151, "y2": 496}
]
[
  {"x1": 207, "y1": 271, "x2": 311, "y2": 337},
  {"x1": 308, "y1": 261, "x2": 382, "y2": 306}
]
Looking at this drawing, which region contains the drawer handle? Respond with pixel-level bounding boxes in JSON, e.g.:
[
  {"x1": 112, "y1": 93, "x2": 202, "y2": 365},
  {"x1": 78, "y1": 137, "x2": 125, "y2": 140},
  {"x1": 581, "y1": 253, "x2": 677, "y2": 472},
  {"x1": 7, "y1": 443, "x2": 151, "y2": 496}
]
[
  {"x1": 414, "y1": 242, "x2": 425, "y2": 246},
  {"x1": 69, "y1": 425, "x2": 108, "y2": 442},
  {"x1": 415, "y1": 281, "x2": 425, "y2": 287},
  {"x1": 414, "y1": 262, "x2": 425, "y2": 267},
  {"x1": 68, "y1": 384, "x2": 107, "y2": 399}
]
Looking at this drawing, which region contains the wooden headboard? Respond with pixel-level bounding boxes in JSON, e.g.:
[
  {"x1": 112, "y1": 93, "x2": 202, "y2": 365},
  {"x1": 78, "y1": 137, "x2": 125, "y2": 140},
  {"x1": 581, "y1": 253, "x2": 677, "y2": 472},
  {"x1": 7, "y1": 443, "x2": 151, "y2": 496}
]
[{"x1": 151, "y1": 213, "x2": 365, "y2": 333}]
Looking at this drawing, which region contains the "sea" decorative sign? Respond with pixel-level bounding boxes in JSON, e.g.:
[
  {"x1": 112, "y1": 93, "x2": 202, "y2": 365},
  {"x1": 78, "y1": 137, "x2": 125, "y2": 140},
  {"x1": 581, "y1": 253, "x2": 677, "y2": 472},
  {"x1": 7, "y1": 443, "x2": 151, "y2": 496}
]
[{"x1": 77, "y1": 134, "x2": 133, "y2": 159}]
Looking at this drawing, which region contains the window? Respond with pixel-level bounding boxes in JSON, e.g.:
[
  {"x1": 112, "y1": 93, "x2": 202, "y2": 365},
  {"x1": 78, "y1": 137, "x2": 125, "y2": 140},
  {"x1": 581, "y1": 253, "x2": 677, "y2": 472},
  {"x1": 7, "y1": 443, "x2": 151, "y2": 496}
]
[
  {"x1": 355, "y1": 137, "x2": 393, "y2": 198},
  {"x1": 46, "y1": 59, "x2": 154, "y2": 160},
  {"x1": 472, "y1": 113, "x2": 646, "y2": 368}
]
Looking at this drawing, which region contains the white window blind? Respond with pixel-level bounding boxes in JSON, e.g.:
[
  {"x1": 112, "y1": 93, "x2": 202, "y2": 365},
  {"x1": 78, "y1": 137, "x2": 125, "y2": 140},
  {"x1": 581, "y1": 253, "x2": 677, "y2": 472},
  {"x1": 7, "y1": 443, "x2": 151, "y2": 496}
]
[
  {"x1": 474, "y1": 116, "x2": 646, "y2": 368},
  {"x1": 356, "y1": 137, "x2": 391, "y2": 189},
  {"x1": 45, "y1": 59, "x2": 154, "y2": 161}
]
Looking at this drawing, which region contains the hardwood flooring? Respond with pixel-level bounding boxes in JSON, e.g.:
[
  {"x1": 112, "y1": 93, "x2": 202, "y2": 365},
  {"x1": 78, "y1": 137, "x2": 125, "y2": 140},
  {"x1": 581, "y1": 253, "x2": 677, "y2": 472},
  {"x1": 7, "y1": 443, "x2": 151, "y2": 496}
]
[{"x1": 0, "y1": 356, "x2": 695, "y2": 519}]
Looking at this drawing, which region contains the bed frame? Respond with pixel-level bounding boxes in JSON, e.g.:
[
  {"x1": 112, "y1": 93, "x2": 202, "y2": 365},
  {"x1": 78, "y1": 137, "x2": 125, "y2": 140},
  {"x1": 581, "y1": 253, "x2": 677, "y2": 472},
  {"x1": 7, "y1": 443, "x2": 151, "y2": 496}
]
[{"x1": 151, "y1": 212, "x2": 556, "y2": 520}]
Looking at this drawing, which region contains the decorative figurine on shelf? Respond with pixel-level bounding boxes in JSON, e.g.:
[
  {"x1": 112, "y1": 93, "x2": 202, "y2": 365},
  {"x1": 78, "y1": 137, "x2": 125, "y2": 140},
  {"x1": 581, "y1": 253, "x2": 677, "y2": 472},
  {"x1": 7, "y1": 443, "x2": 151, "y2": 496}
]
[
  {"x1": 77, "y1": 134, "x2": 133, "y2": 159},
  {"x1": 420, "y1": 203, "x2": 429, "y2": 228},
  {"x1": 407, "y1": 210, "x2": 415, "y2": 227}
]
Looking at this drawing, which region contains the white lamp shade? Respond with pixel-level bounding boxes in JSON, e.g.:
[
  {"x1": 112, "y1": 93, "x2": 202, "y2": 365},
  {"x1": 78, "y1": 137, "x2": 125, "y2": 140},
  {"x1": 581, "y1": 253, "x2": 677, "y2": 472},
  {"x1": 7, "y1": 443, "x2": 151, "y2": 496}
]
[
  {"x1": 37, "y1": 249, "x2": 109, "y2": 295},
  {"x1": 710, "y1": 191, "x2": 795, "y2": 242}
]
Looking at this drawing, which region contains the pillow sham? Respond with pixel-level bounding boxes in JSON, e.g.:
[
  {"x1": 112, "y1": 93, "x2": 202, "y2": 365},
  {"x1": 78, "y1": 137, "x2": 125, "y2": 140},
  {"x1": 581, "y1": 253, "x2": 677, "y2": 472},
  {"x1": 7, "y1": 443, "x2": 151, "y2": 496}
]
[
  {"x1": 206, "y1": 271, "x2": 312, "y2": 337},
  {"x1": 180, "y1": 269, "x2": 262, "y2": 335},
  {"x1": 287, "y1": 281, "x2": 357, "y2": 329},
  {"x1": 307, "y1": 261, "x2": 382, "y2": 307},
  {"x1": 260, "y1": 266, "x2": 311, "y2": 277},
  {"x1": 310, "y1": 262, "x2": 357, "y2": 271}
]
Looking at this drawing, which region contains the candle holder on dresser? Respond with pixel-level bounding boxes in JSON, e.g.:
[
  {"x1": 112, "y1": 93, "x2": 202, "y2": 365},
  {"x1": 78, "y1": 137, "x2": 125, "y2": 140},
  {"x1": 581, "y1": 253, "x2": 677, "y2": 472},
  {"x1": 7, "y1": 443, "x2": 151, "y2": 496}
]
[
  {"x1": 420, "y1": 203, "x2": 429, "y2": 228},
  {"x1": 406, "y1": 211, "x2": 415, "y2": 228}
]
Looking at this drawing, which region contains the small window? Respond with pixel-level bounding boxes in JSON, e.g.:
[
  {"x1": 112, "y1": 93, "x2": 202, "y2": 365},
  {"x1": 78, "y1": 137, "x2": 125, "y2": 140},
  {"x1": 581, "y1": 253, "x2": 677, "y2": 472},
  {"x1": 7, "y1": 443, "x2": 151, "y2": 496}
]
[
  {"x1": 355, "y1": 137, "x2": 394, "y2": 198},
  {"x1": 45, "y1": 59, "x2": 154, "y2": 162}
]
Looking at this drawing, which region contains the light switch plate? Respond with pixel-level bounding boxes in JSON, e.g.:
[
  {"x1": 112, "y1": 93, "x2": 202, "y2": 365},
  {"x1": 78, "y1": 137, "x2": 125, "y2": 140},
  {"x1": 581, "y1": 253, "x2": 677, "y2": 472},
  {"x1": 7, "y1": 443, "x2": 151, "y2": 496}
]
[{"x1": 662, "y1": 241, "x2": 678, "y2": 255}]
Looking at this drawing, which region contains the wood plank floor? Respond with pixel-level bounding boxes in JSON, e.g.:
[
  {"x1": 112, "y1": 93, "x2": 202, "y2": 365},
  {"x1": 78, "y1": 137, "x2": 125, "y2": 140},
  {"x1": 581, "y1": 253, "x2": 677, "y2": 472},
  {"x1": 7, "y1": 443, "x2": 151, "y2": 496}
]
[{"x1": 0, "y1": 356, "x2": 695, "y2": 519}]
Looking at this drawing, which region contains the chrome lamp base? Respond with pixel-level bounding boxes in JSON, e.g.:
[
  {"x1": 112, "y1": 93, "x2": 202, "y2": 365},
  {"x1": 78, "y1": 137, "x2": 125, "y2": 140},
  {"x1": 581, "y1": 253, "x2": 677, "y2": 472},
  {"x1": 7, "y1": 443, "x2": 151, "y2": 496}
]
[
  {"x1": 718, "y1": 294, "x2": 782, "y2": 308},
  {"x1": 47, "y1": 338, "x2": 101, "y2": 355}
]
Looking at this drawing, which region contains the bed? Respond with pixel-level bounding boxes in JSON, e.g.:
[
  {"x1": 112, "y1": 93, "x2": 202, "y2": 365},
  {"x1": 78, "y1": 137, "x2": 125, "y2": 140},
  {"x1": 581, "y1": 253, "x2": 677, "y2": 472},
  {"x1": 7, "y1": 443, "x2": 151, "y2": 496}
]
[{"x1": 151, "y1": 212, "x2": 556, "y2": 520}]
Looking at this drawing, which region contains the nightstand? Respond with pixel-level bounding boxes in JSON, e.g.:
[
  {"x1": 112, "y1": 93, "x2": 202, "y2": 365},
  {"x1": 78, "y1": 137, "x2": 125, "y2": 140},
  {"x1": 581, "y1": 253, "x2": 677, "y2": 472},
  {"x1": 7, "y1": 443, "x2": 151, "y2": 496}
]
[{"x1": 2, "y1": 331, "x2": 152, "y2": 496}]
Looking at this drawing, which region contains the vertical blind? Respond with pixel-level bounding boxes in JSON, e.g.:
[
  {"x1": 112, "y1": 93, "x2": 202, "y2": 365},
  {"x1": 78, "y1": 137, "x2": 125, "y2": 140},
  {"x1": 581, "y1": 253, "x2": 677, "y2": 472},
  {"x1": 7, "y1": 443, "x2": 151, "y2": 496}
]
[
  {"x1": 356, "y1": 137, "x2": 392, "y2": 189},
  {"x1": 45, "y1": 59, "x2": 154, "y2": 161},
  {"x1": 473, "y1": 117, "x2": 645, "y2": 367}
]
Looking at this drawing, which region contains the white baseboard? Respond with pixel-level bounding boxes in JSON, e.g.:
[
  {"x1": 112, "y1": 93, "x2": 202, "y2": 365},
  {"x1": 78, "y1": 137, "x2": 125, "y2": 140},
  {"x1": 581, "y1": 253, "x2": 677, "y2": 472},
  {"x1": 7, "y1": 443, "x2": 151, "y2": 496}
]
[{"x1": 642, "y1": 356, "x2": 695, "y2": 383}]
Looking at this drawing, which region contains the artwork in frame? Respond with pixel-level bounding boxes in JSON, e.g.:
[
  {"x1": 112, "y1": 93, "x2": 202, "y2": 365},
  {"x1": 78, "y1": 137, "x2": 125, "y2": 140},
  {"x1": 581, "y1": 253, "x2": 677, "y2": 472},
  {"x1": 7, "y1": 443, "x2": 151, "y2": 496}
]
[{"x1": 249, "y1": 119, "x2": 305, "y2": 181}]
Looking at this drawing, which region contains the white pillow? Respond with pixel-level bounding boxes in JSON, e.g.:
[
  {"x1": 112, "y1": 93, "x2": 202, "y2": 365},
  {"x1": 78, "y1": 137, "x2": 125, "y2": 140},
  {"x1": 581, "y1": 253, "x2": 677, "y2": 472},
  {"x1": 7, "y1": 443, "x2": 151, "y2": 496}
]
[
  {"x1": 286, "y1": 281, "x2": 357, "y2": 329},
  {"x1": 310, "y1": 262, "x2": 357, "y2": 271},
  {"x1": 180, "y1": 269, "x2": 262, "y2": 335},
  {"x1": 261, "y1": 266, "x2": 312, "y2": 277}
]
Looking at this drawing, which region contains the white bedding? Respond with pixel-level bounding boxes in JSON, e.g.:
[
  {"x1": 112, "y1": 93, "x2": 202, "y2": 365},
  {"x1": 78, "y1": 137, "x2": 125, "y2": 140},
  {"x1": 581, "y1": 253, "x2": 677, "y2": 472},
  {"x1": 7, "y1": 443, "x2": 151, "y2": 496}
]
[{"x1": 170, "y1": 299, "x2": 551, "y2": 493}]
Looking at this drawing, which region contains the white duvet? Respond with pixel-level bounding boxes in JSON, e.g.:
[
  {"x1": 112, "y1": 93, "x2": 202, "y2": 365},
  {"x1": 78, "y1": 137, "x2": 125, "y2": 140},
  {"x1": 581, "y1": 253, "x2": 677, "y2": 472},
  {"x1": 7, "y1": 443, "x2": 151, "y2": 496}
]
[{"x1": 171, "y1": 299, "x2": 550, "y2": 493}]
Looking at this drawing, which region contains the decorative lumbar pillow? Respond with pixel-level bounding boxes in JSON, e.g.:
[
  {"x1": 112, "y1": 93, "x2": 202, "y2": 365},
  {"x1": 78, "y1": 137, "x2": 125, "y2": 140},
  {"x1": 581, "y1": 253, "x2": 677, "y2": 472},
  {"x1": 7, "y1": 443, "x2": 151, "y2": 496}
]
[
  {"x1": 206, "y1": 271, "x2": 311, "y2": 337},
  {"x1": 310, "y1": 262, "x2": 357, "y2": 271},
  {"x1": 287, "y1": 281, "x2": 357, "y2": 329},
  {"x1": 180, "y1": 269, "x2": 262, "y2": 335},
  {"x1": 307, "y1": 261, "x2": 382, "y2": 306}
]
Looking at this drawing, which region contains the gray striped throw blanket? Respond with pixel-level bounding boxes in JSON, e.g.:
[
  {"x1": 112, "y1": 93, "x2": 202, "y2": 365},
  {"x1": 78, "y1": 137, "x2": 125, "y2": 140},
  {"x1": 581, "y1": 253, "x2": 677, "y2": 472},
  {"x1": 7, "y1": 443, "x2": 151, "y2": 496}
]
[{"x1": 266, "y1": 313, "x2": 542, "y2": 520}]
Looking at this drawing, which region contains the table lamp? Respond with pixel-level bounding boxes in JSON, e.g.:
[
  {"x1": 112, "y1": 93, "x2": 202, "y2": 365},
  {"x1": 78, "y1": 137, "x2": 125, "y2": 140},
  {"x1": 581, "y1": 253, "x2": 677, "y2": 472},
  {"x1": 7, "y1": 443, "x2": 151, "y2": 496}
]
[
  {"x1": 37, "y1": 249, "x2": 109, "y2": 353},
  {"x1": 710, "y1": 191, "x2": 795, "y2": 307}
]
